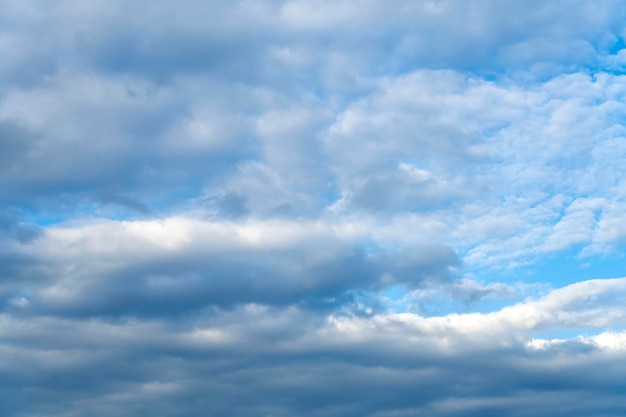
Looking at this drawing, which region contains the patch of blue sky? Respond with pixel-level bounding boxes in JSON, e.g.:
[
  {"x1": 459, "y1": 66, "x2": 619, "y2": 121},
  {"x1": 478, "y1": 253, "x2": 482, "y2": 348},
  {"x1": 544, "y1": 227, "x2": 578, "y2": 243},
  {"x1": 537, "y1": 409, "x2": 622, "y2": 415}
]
[
  {"x1": 377, "y1": 284, "x2": 409, "y2": 313},
  {"x1": 532, "y1": 326, "x2": 626, "y2": 342},
  {"x1": 23, "y1": 200, "x2": 147, "y2": 226},
  {"x1": 319, "y1": 182, "x2": 342, "y2": 207},
  {"x1": 26, "y1": 214, "x2": 67, "y2": 227},
  {"x1": 490, "y1": 247, "x2": 626, "y2": 288},
  {"x1": 608, "y1": 37, "x2": 626, "y2": 55}
]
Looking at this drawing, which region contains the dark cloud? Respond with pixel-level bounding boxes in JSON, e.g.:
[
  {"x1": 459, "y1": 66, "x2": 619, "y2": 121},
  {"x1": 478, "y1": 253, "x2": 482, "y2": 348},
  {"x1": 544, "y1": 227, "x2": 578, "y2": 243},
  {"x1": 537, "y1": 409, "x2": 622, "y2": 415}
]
[
  {"x1": 0, "y1": 121, "x2": 34, "y2": 173},
  {"x1": 96, "y1": 189, "x2": 152, "y2": 215},
  {"x1": 1, "y1": 298, "x2": 626, "y2": 417},
  {"x1": 0, "y1": 208, "x2": 41, "y2": 242},
  {"x1": 213, "y1": 193, "x2": 250, "y2": 219}
]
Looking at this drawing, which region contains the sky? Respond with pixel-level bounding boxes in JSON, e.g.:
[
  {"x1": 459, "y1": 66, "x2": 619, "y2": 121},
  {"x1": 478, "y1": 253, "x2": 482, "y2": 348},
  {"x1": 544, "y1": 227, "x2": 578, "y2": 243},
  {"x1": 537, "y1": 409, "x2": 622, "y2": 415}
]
[{"x1": 2, "y1": 0, "x2": 626, "y2": 416}]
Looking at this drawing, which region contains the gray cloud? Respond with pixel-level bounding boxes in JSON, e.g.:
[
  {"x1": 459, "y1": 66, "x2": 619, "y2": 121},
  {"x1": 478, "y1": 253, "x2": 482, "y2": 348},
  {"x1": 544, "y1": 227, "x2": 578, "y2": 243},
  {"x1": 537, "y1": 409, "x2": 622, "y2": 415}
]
[
  {"x1": 1, "y1": 279, "x2": 626, "y2": 416},
  {"x1": 2, "y1": 219, "x2": 458, "y2": 318}
]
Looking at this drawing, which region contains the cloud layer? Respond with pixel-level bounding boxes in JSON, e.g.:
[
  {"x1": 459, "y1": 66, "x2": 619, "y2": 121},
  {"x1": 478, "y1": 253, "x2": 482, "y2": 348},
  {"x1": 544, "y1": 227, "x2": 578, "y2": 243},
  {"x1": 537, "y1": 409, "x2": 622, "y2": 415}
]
[
  {"x1": 2, "y1": 278, "x2": 626, "y2": 417},
  {"x1": 2, "y1": 0, "x2": 626, "y2": 415}
]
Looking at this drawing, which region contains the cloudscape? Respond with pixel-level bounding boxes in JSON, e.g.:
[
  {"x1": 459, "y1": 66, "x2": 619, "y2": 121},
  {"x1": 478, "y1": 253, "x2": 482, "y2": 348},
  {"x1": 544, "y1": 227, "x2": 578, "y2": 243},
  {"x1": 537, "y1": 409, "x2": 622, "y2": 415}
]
[{"x1": 2, "y1": 1, "x2": 626, "y2": 416}]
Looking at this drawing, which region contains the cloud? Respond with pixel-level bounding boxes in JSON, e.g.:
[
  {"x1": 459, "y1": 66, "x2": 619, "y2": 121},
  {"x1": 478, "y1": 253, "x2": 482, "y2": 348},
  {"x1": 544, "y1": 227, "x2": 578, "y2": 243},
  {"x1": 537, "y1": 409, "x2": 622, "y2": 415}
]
[
  {"x1": 3, "y1": 1, "x2": 626, "y2": 415},
  {"x1": 6, "y1": 0, "x2": 620, "y2": 88},
  {"x1": 1, "y1": 217, "x2": 458, "y2": 317},
  {"x1": 1, "y1": 279, "x2": 626, "y2": 416},
  {"x1": 2, "y1": 2, "x2": 625, "y2": 266}
]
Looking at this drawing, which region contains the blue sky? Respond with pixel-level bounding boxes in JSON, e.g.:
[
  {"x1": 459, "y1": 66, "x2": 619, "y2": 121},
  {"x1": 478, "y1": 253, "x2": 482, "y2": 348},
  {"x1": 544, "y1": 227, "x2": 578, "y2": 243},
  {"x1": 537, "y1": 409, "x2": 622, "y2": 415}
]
[{"x1": 2, "y1": 1, "x2": 626, "y2": 416}]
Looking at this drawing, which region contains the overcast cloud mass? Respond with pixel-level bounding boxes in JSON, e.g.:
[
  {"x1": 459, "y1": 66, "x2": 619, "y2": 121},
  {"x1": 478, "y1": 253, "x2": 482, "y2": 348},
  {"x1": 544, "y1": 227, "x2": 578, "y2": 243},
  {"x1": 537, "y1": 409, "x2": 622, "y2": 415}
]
[{"x1": 2, "y1": 0, "x2": 626, "y2": 416}]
